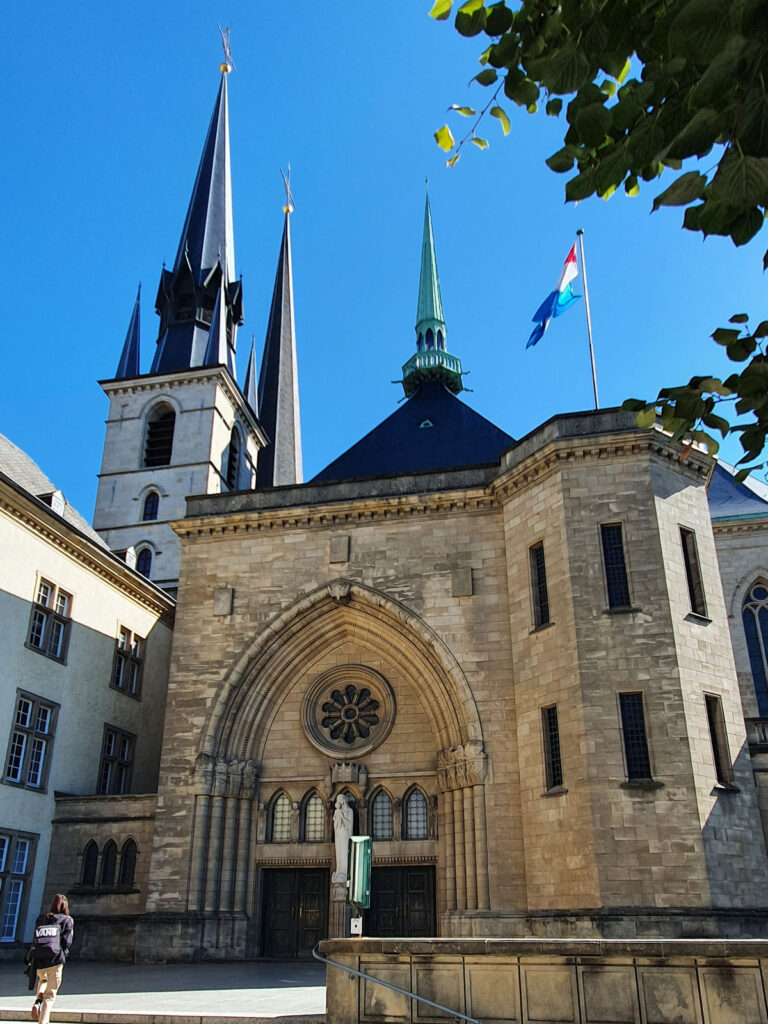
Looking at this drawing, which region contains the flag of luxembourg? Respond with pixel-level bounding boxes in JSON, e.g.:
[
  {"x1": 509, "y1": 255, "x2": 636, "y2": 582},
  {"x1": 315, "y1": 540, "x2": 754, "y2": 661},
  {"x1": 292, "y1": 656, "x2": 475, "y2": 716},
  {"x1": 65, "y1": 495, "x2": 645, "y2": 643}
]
[{"x1": 526, "y1": 243, "x2": 581, "y2": 348}]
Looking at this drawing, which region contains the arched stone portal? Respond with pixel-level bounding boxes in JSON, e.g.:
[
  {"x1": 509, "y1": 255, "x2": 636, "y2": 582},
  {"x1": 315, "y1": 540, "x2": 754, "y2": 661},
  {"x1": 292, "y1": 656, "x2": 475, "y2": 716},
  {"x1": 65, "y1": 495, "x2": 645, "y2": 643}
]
[{"x1": 188, "y1": 580, "x2": 489, "y2": 954}]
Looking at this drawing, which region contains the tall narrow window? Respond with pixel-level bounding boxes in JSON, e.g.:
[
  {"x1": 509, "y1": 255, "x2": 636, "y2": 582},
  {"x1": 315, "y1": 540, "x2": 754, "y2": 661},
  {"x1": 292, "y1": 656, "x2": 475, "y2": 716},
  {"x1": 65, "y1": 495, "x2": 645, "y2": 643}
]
[
  {"x1": 404, "y1": 789, "x2": 428, "y2": 840},
  {"x1": 619, "y1": 693, "x2": 652, "y2": 780},
  {"x1": 81, "y1": 841, "x2": 98, "y2": 886},
  {"x1": 111, "y1": 627, "x2": 143, "y2": 699},
  {"x1": 741, "y1": 582, "x2": 768, "y2": 716},
  {"x1": 4, "y1": 692, "x2": 58, "y2": 790},
  {"x1": 100, "y1": 840, "x2": 117, "y2": 887},
  {"x1": 118, "y1": 839, "x2": 137, "y2": 887},
  {"x1": 270, "y1": 794, "x2": 291, "y2": 842},
  {"x1": 601, "y1": 524, "x2": 631, "y2": 609},
  {"x1": 705, "y1": 694, "x2": 734, "y2": 785},
  {"x1": 26, "y1": 578, "x2": 72, "y2": 662},
  {"x1": 542, "y1": 705, "x2": 563, "y2": 790},
  {"x1": 98, "y1": 727, "x2": 134, "y2": 795},
  {"x1": 680, "y1": 527, "x2": 707, "y2": 616},
  {"x1": 302, "y1": 794, "x2": 325, "y2": 842},
  {"x1": 0, "y1": 831, "x2": 35, "y2": 943},
  {"x1": 226, "y1": 429, "x2": 240, "y2": 490},
  {"x1": 135, "y1": 548, "x2": 152, "y2": 579},
  {"x1": 144, "y1": 406, "x2": 175, "y2": 467},
  {"x1": 371, "y1": 790, "x2": 393, "y2": 840},
  {"x1": 142, "y1": 491, "x2": 159, "y2": 521},
  {"x1": 530, "y1": 542, "x2": 550, "y2": 628}
]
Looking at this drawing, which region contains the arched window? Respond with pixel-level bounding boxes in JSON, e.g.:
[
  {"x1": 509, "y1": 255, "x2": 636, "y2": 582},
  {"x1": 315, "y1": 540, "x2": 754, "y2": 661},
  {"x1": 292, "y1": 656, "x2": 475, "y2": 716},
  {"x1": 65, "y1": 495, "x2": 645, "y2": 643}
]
[
  {"x1": 225, "y1": 429, "x2": 240, "y2": 490},
  {"x1": 269, "y1": 794, "x2": 291, "y2": 842},
  {"x1": 371, "y1": 790, "x2": 392, "y2": 841},
  {"x1": 136, "y1": 548, "x2": 152, "y2": 578},
  {"x1": 437, "y1": 330, "x2": 444, "y2": 351},
  {"x1": 81, "y1": 841, "x2": 98, "y2": 886},
  {"x1": 100, "y1": 840, "x2": 117, "y2": 887},
  {"x1": 404, "y1": 789, "x2": 428, "y2": 840},
  {"x1": 142, "y1": 491, "x2": 159, "y2": 521},
  {"x1": 303, "y1": 793, "x2": 325, "y2": 842},
  {"x1": 143, "y1": 405, "x2": 175, "y2": 468},
  {"x1": 118, "y1": 839, "x2": 137, "y2": 887},
  {"x1": 743, "y1": 581, "x2": 768, "y2": 716},
  {"x1": 417, "y1": 333, "x2": 424, "y2": 352},
  {"x1": 426, "y1": 329, "x2": 434, "y2": 350}
]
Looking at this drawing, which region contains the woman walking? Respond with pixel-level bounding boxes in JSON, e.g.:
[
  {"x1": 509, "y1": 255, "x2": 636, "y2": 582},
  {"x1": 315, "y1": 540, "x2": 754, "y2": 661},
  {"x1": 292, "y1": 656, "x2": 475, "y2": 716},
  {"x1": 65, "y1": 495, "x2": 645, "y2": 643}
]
[{"x1": 30, "y1": 894, "x2": 73, "y2": 1024}]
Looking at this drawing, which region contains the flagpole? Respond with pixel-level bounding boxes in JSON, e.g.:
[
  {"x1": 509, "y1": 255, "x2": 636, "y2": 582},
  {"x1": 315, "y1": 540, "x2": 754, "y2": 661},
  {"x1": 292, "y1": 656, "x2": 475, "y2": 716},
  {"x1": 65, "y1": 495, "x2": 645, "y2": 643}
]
[{"x1": 576, "y1": 229, "x2": 599, "y2": 410}]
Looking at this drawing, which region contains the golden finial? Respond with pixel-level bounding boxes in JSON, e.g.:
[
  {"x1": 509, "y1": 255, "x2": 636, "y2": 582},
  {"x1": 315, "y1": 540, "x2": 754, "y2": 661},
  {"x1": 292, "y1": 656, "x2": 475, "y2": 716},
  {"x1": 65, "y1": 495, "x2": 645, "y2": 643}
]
[
  {"x1": 281, "y1": 166, "x2": 295, "y2": 214},
  {"x1": 218, "y1": 23, "x2": 235, "y2": 73}
]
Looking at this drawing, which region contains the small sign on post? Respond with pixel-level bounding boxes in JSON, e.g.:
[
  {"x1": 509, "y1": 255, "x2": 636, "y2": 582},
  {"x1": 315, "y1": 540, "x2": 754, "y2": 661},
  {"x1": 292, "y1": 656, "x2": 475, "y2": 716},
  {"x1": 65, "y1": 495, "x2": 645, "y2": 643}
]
[{"x1": 350, "y1": 915, "x2": 363, "y2": 936}]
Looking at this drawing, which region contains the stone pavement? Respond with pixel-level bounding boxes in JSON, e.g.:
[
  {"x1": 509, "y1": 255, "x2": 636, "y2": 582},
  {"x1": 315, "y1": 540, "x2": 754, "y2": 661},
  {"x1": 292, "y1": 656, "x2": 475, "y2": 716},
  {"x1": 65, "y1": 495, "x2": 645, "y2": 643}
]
[{"x1": 0, "y1": 960, "x2": 325, "y2": 1023}]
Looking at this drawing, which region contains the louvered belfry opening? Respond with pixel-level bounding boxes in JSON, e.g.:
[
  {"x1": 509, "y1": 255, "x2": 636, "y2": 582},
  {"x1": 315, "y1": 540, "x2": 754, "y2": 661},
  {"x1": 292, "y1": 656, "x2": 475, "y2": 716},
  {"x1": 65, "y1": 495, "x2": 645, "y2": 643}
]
[{"x1": 144, "y1": 408, "x2": 175, "y2": 468}]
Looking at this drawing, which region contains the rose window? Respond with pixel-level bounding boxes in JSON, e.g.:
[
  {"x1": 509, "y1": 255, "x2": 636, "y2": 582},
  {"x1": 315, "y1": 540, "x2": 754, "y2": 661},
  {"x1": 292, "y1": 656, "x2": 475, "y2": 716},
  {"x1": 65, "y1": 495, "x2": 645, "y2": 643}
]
[
  {"x1": 322, "y1": 686, "x2": 380, "y2": 744},
  {"x1": 303, "y1": 666, "x2": 396, "y2": 757}
]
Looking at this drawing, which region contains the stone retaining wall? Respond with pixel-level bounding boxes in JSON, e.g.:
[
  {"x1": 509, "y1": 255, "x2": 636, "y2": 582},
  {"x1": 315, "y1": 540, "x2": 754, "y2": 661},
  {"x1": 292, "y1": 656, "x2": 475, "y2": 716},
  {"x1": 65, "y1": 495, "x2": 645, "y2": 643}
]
[{"x1": 320, "y1": 937, "x2": 768, "y2": 1024}]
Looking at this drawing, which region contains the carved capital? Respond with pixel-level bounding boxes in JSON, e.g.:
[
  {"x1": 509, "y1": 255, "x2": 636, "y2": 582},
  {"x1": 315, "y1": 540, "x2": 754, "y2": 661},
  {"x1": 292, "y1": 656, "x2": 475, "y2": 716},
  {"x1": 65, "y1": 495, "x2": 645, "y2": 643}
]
[
  {"x1": 193, "y1": 752, "x2": 216, "y2": 795},
  {"x1": 241, "y1": 760, "x2": 260, "y2": 799},
  {"x1": 212, "y1": 758, "x2": 230, "y2": 798},
  {"x1": 437, "y1": 742, "x2": 487, "y2": 791}
]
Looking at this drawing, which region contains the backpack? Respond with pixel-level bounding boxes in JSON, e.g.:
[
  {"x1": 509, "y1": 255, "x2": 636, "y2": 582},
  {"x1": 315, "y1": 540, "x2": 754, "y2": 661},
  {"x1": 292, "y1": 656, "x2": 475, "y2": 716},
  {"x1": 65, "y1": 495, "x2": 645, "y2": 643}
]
[{"x1": 34, "y1": 918, "x2": 61, "y2": 967}]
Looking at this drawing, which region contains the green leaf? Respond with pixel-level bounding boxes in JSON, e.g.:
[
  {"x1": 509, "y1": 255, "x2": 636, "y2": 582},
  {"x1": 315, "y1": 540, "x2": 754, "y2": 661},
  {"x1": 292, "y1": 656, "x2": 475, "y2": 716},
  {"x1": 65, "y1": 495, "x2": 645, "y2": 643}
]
[
  {"x1": 651, "y1": 172, "x2": 707, "y2": 211},
  {"x1": 575, "y1": 103, "x2": 611, "y2": 147},
  {"x1": 471, "y1": 136, "x2": 489, "y2": 149},
  {"x1": 528, "y1": 41, "x2": 591, "y2": 94},
  {"x1": 710, "y1": 153, "x2": 768, "y2": 207},
  {"x1": 666, "y1": 108, "x2": 721, "y2": 161},
  {"x1": 565, "y1": 169, "x2": 596, "y2": 202},
  {"x1": 690, "y1": 429, "x2": 720, "y2": 456},
  {"x1": 617, "y1": 58, "x2": 631, "y2": 84},
  {"x1": 474, "y1": 68, "x2": 498, "y2": 86},
  {"x1": 600, "y1": 79, "x2": 617, "y2": 98},
  {"x1": 428, "y1": 0, "x2": 453, "y2": 19},
  {"x1": 456, "y1": 1, "x2": 487, "y2": 36},
  {"x1": 701, "y1": 412, "x2": 731, "y2": 438},
  {"x1": 729, "y1": 313, "x2": 750, "y2": 324},
  {"x1": 625, "y1": 176, "x2": 640, "y2": 197},
  {"x1": 446, "y1": 153, "x2": 461, "y2": 168},
  {"x1": 730, "y1": 207, "x2": 765, "y2": 247},
  {"x1": 449, "y1": 105, "x2": 477, "y2": 116},
  {"x1": 754, "y1": 321, "x2": 768, "y2": 338},
  {"x1": 485, "y1": 2, "x2": 512, "y2": 34},
  {"x1": 458, "y1": 0, "x2": 483, "y2": 10},
  {"x1": 622, "y1": 398, "x2": 649, "y2": 412},
  {"x1": 546, "y1": 97, "x2": 563, "y2": 117},
  {"x1": 727, "y1": 335, "x2": 758, "y2": 361},
  {"x1": 636, "y1": 407, "x2": 657, "y2": 428},
  {"x1": 546, "y1": 145, "x2": 578, "y2": 173},
  {"x1": 712, "y1": 328, "x2": 742, "y2": 345},
  {"x1": 764, "y1": 248, "x2": 768, "y2": 271},
  {"x1": 490, "y1": 105, "x2": 511, "y2": 135},
  {"x1": 434, "y1": 125, "x2": 455, "y2": 151},
  {"x1": 506, "y1": 75, "x2": 539, "y2": 107}
]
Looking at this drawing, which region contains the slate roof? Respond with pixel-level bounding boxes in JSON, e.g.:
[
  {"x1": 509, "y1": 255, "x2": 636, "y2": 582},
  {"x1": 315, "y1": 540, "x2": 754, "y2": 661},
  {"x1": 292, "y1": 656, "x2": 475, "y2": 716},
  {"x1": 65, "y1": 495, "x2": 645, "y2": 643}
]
[
  {"x1": 0, "y1": 433, "x2": 107, "y2": 547},
  {"x1": 708, "y1": 460, "x2": 768, "y2": 519},
  {"x1": 312, "y1": 381, "x2": 514, "y2": 483}
]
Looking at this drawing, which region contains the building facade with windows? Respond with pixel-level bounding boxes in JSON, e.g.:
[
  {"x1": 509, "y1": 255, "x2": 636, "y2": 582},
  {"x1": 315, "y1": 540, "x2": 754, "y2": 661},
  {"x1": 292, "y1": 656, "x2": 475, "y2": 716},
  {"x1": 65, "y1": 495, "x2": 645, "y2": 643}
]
[
  {"x1": 0, "y1": 434, "x2": 174, "y2": 954},
  {"x1": 25, "y1": 61, "x2": 768, "y2": 960}
]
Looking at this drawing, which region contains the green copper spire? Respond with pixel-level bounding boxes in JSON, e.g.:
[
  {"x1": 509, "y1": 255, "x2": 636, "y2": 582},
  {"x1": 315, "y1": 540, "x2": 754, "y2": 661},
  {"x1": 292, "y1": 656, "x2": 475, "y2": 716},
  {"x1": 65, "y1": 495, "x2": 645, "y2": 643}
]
[{"x1": 402, "y1": 191, "x2": 464, "y2": 397}]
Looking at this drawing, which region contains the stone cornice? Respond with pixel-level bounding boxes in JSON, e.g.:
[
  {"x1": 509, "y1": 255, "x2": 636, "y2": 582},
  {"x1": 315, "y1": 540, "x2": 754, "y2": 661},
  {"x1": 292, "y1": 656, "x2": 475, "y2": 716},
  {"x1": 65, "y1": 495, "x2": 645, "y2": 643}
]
[
  {"x1": 0, "y1": 481, "x2": 175, "y2": 621},
  {"x1": 173, "y1": 487, "x2": 496, "y2": 538},
  {"x1": 712, "y1": 517, "x2": 768, "y2": 536},
  {"x1": 490, "y1": 430, "x2": 711, "y2": 504},
  {"x1": 100, "y1": 366, "x2": 266, "y2": 447}
]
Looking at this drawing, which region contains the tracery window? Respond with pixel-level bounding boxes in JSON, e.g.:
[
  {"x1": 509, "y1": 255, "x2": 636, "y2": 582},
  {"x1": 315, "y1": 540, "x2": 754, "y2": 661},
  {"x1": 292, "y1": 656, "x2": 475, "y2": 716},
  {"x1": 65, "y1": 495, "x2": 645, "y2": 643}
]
[
  {"x1": 303, "y1": 794, "x2": 325, "y2": 842},
  {"x1": 404, "y1": 789, "x2": 428, "y2": 840},
  {"x1": 100, "y1": 840, "x2": 117, "y2": 887},
  {"x1": 371, "y1": 790, "x2": 392, "y2": 841},
  {"x1": 270, "y1": 794, "x2": 291, "y2": 843},
  {"x1": 742, "y1": 582, "x2": 768, "y2": 716}
]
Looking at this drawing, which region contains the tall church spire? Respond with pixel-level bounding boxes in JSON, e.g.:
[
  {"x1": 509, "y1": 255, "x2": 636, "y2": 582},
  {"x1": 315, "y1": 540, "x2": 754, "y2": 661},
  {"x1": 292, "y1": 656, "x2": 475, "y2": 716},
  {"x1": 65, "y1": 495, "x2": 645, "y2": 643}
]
[
  {"x1": 150, "y1": 64, "x2": 242, "y2": 376},
  {"x1": 401, "y1": 191, "x2": 464, "y2": 397},
  {"x1": 115, "y1": 284, "x2": 141, "y2": 379},
  {"x1": 257, "y1": 187, "x2": 302, "y2": 488}
]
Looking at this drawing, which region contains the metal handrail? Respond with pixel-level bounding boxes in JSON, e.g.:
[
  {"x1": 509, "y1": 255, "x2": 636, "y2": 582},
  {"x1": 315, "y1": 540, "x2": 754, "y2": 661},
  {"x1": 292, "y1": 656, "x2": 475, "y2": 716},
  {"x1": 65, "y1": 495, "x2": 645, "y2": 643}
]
[{"x1": 312, "y1": 942, "x2": 482, "y2": 1024}]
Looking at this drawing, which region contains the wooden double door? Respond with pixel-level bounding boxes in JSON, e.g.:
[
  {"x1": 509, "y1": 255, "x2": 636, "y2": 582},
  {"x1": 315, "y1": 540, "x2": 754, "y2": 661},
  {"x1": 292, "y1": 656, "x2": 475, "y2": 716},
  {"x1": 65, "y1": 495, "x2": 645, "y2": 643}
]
[
  {"x1": 261, "y1": 868, "x2": 329, "y2": 958},
  {"x1": 365, "y1": 866, "x2": 436, "y2": 937}
]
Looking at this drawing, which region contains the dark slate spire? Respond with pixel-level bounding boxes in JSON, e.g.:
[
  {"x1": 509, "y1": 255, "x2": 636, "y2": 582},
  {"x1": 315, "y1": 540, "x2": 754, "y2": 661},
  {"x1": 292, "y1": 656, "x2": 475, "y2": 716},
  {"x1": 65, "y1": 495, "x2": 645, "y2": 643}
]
[
  {"x1": 401, "y1": 191, "x2": 464, "y2": 397},
  {"x1": 150, "y1": 66, "x2": 242, "y2": 376},
  {"x1": 257, "y1": 200, "x2": 302, "y2": 488},
  {"x1": 243, "y1": 335, "x2": 258, "y2": 414},
  {"x1": 115, "y1": 284, "x2": 141, "y2": 379}
]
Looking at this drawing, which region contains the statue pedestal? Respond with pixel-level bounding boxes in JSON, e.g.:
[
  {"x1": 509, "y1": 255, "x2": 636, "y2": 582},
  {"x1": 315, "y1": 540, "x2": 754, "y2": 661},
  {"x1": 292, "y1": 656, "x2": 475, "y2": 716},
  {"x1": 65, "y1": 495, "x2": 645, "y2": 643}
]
[{"x1": 330, "y1": 881, "x2": 348, "y2": 938}]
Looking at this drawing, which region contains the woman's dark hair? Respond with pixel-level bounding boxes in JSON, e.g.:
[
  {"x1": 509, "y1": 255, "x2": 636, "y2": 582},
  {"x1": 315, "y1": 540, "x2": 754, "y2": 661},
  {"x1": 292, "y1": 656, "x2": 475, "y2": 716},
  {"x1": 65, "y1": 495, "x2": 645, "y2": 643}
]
[{"x1": 48, "y1": 894, "x2": 69, "y2": 916}]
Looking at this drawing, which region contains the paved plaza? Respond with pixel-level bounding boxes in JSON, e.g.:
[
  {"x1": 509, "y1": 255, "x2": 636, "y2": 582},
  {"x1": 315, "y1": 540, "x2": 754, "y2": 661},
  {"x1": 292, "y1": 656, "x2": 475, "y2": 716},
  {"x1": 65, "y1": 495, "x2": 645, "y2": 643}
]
[{"x1": 0, "y1": 959, "x2": 326, "y2": 1022}]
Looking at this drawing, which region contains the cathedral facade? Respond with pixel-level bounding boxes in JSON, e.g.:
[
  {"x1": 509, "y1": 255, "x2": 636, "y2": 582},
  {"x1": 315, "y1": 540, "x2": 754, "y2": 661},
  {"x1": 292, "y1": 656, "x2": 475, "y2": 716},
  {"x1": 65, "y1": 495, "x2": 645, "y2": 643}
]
[{"x1": 34, "y1": 62, "x2": 768, "y2": 960}]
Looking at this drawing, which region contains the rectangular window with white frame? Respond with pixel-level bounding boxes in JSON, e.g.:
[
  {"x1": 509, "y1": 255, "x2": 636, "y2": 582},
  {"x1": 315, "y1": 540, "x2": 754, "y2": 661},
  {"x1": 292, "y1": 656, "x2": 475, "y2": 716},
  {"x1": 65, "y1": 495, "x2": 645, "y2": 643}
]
[
  {"x1": 111, "y1": 627, "x2": 144, "y2": 699},
  {"x1": 4, "y1": 692, "x2": 59, "y2": 791},
  {"x1": 25, "y1": 577, "x2": 72, "y2": 663},
  {"x1": 705, "y1": 693, "x2": 734, "y2": 786},
  {"x1": 0, "y1": 829, "x2": 37, "y2": 943},
  {"x1": 98, "y1": 725, "x2": 135, "y2": 795}
]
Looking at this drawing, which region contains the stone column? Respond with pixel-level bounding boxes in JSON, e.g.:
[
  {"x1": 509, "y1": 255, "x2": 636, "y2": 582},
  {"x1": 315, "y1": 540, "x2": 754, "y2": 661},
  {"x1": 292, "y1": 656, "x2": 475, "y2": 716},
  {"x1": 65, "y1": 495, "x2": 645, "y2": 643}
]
[
  {"x1": 219, "y1": 763, "x2": 242, "y2": 914},
  {"x1": 473, "y1": 783, "x2": 490, "y2": 910},
  {"x1": 204, "y1": 759, "x2": 229, "y2": 914},
  {"x1": 440, "y1": 789, "x2": 456, "y2": 911},
  {"x1": 188, "y1": 753, "x2": 215, "y2": 911},
  {"x1": 452, "y1": 788, "x2": 466, "y2": 911},
  {"x1": 463, "y1": 787, "x2": 477, "y2": 909},
  {"x1": 234, "y1": 762, "x2": 258, "y2": 914}
]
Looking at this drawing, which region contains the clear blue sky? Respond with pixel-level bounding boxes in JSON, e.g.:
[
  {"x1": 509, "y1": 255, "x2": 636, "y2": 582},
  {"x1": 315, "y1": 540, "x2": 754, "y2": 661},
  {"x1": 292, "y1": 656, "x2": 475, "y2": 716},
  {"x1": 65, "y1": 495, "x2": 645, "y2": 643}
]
[{"x1": 1, "y1": 2, "x2": 764, "y2": 518}]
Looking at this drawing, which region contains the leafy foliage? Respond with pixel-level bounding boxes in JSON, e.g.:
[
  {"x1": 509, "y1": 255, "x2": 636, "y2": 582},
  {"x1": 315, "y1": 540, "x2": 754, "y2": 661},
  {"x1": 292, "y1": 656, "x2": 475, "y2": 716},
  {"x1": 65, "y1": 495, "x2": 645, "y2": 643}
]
[{"x1": 431, "y1": 0, "x2": 768, "y2": 470}]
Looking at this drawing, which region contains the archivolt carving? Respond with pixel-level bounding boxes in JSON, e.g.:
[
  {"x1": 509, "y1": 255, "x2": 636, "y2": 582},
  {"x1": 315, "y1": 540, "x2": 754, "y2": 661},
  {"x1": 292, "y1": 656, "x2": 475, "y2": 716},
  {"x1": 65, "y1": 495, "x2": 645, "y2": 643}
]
[
  {"x1": 193, "y1": 752, "x2": 259, "y2": 798},
  {"x1": 199, "y1": 579, "x2": 484, "y2": 765},
  {"x1": 437, "y1": 740, "x2": 487, "y2": 791}
]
